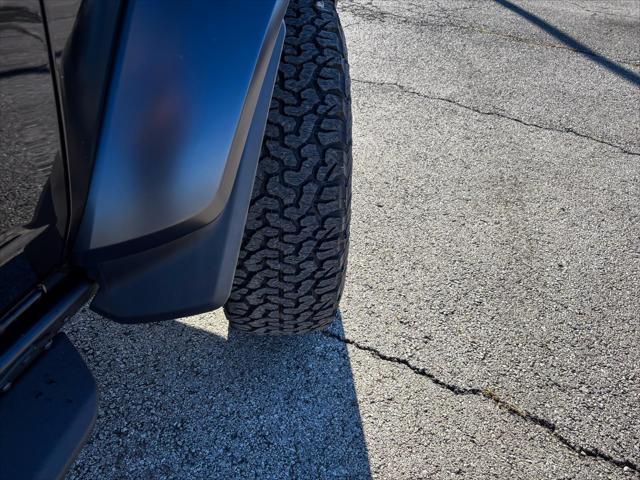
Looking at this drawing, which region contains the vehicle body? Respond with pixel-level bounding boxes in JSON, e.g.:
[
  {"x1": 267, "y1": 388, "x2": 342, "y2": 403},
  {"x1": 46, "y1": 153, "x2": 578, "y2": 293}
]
[{"x1": 0, "y1": 0, "x2": 352, "y2": 477}]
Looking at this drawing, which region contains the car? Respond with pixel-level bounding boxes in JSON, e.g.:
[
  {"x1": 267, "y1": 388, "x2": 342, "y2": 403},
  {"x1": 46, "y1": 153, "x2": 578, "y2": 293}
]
[{"x1": 0, "y1": 0, "x2": 352, "y2": 477}]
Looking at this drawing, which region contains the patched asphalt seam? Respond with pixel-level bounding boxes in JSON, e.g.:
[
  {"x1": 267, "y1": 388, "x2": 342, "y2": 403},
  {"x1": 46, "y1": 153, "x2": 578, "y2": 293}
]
[
  {"x1": 352, "y1": 77, "x2": 640, "y2": 157},
  {"x1": 322, "y1": 330, "x2": 640, "y2": 474}
]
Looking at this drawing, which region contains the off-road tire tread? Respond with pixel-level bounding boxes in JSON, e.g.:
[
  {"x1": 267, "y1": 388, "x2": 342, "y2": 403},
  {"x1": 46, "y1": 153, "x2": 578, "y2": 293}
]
[{"x1": 224, "y1": 0, "x2": 351, "y2": 335}]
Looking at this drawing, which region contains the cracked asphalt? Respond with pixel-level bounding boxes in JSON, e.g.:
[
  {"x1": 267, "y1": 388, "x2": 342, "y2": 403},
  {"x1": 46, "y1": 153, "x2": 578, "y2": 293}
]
[{"x1": 65, "y1": 1, "x2": 640, "y2": 479}]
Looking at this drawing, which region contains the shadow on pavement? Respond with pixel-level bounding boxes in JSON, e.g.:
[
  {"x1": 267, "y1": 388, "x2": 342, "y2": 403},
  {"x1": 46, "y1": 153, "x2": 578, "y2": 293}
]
[
  {"x1": 493, "y1": 0, "x2": 640, "y2": 86},
  {"x1": 65, "y1": 310, "x2": 372, "y2": 479}
]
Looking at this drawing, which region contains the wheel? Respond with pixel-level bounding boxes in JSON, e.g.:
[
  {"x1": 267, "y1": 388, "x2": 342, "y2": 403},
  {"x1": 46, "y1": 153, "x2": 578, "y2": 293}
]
[{"x1": 224, "y1": 0, "x2": 352, "y2": 335}]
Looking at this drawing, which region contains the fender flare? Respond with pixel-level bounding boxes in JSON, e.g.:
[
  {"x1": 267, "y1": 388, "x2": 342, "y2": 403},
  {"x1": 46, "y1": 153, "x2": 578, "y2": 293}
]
[{"x1": 72, "y1": 1, "x2": 288, "y2": 321}]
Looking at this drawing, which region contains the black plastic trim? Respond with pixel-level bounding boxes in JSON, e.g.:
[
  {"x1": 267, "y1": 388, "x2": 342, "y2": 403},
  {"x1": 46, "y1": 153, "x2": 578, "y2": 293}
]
[
  {"x1": 0, "y1": 333, "x2": 97, "y2": 480},
  {"x1": 0, "y1": 273, "x2": 96, "y2": 389}
]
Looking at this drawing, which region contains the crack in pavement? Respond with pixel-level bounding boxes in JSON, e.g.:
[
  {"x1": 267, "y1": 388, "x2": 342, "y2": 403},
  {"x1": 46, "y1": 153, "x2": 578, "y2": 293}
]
[
  {"x1": 352, "y1": 78, "x2": 640, "y2": 157},
  {"x1": 564, "y1": 0, "x2": 635, "y2": 19},
  {"x1": 339, "y1": 1, "x2": 640, "y2": 68},
  {"x1": 322, "y1": 330, "x2": 640, "y2": 474}
]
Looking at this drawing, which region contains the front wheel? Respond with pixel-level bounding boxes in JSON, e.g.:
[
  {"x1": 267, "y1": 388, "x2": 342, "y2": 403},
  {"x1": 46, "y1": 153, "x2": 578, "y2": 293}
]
[{"x1": 224, "y1": 0, "x2": 352, "y2": 335}]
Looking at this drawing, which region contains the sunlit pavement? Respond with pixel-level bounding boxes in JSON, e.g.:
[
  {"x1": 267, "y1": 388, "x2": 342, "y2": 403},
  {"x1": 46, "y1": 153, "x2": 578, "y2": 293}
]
[{"x1": 66, "y1": 1, "x2": 640, "y2": 478}]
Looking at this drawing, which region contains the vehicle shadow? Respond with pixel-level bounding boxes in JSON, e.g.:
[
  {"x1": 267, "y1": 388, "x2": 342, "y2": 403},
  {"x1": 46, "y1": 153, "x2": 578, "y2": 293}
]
[
  {"x1": 64, "y1": 310, "x2": 372, "y2": 480},
  {"x1": 493, "y1": 0, "x2": 640, "y2": 86}
]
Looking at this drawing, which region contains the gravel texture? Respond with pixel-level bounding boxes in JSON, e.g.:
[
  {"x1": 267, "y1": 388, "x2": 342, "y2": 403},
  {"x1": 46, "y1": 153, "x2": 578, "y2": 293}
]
[{"x1": 65, "y1": 1, "x2": 640, "y2": 478}]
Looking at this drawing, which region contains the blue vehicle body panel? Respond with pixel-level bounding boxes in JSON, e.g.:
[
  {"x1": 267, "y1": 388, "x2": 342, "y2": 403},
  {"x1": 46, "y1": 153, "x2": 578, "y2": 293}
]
[
  {"x1": 72, "y1": 0, "x2": 288, "y2": 321},
  {"x1": 75, "y1": 1, "x2": 287, "y2": 254},
  {"x1": 89, "y1": 25, "x2": 285, "y2": 321}
]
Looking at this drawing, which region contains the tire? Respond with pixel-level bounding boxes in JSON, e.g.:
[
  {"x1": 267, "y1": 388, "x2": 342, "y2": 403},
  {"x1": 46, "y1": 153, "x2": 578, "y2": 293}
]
[{"x1": 224, "y1": 0, "x2": 352, "y2": 335}]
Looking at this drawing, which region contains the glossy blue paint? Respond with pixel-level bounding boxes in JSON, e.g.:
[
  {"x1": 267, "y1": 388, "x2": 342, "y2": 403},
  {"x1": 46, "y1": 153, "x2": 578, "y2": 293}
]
[
  {"x1": 75, "y1": 0, "x2": 288, "y2": 256},
  {"x1": 89, "y1": 23, "x2": 286, "y2": 322},
  {"x1": 72, "y1": 0, "x2": 289, "y2": 321}
]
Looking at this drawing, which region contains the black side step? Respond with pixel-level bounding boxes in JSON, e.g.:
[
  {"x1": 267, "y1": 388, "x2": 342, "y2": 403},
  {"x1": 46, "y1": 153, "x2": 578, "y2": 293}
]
[
  {"x1": 0, "y1": 333, "x2": 97, "y2": 480},
  {"x1": 0, "y1": 274, "x2": 97, "y2": 479},
  {"x1": 0, "y1": 274, "x2": 95, "y2": 389}
]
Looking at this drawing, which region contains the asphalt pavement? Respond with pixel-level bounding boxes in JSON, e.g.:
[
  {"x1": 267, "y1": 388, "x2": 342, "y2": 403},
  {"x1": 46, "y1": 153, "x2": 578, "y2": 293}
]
[{"x1": 65, "y1": 1, "x2": 640, "y2": 478}]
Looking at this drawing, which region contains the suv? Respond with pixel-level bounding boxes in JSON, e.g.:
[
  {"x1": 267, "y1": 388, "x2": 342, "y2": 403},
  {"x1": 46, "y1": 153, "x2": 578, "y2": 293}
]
[{"x1": 0, "y1": 0, "x2": 351, "y2": 477}]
